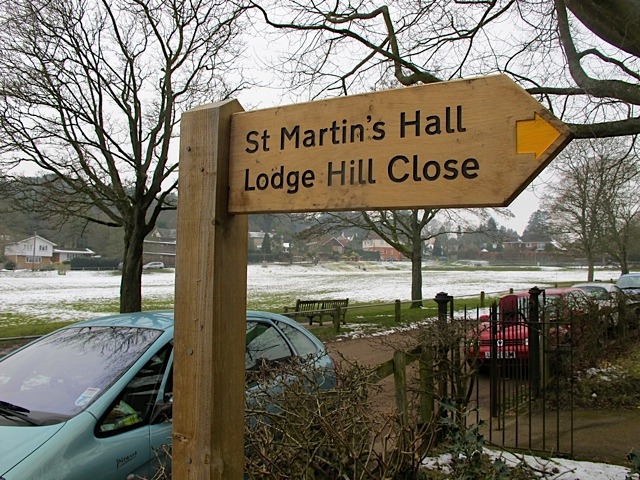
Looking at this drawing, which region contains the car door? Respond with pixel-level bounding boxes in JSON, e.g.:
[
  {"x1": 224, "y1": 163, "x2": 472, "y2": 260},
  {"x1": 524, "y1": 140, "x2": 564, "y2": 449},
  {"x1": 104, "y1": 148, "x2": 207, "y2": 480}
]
[
  {"x1": 148, "y1": 350, "x2": 174, "y2": 478},
  {"x1": 91, "y1": 342, "x2": 173, "y2": 479}
]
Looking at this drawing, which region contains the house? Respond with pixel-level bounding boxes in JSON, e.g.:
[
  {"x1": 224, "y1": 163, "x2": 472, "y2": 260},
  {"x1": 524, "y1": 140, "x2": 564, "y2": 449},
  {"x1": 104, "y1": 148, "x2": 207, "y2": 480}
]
[
  {"x1": 4, "y1": 235, "x2": 55, "y2": 269},
  {"x1": 248, "y1": 231, "x2": 266, "y2": 251},
  {"x1": 361, "y1": 234, "x2": 404, "y2": 261},
  {"x1": 143, "y1": 227, "x2": 176, "y2": 267},
  {"x1": 4, "y1": 235, "x2": 95, "y2": 269}
]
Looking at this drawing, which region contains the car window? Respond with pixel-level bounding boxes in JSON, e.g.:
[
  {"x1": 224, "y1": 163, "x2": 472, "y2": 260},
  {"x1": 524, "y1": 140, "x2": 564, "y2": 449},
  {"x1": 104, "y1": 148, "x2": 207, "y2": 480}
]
[
  {"x1": 274, "y1": 320, "x2": 320, "y2": 357},
  {"x1": 0, "y1": 326, "x2": 162, "y2": 419},
  {"x1": 245, "y1": 321, "x2": 293, "y2": 370},
  {"x1": 98, "y1": 343, "x2": 172, "y2": 435},
  {"x1": 584, "y1": 287, "x2": 611, "y2": 301},
  {"x1": 617, "y1": 275, "x2": 640, "y2": 289}
]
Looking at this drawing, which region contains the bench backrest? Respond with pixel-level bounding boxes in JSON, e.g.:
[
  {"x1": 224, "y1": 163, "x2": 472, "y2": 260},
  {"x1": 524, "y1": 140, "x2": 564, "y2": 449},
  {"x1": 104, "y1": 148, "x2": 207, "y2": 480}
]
[
  {"x1": 320, "y1": 299, "x2": 349, "y2": 310},
  {"x1": 294, "y1": 299, "x2": 349, "y2": 312}
]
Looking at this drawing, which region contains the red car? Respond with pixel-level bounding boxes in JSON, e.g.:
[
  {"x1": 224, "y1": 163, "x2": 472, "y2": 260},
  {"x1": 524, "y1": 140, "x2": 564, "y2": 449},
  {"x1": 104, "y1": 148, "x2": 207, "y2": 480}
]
[{"x1": 467, "y1": 288, "x2": 593, "y2": 365}]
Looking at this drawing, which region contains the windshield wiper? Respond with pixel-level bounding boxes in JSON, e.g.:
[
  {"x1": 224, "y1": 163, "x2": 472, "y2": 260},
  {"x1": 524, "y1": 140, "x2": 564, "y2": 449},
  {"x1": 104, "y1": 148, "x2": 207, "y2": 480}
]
[
  {"x1": 0, "y1": 400, "x2": 29, "y2": 413},
  {"x1": 0, "y1": 400, "x2": 43, "y2": 426}
]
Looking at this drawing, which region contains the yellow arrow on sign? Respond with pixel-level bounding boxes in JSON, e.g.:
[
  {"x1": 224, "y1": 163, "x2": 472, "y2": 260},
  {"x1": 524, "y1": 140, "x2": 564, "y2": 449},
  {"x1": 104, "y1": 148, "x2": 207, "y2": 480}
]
[{"x1": 516, "y1": 113, "x2": 563, "y2": 160}]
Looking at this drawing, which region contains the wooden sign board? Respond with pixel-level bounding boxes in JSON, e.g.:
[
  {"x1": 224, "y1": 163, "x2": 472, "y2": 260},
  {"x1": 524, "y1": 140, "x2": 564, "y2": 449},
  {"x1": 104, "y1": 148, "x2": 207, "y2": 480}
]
[{"x1": 228, "y1": 74, "x2": 572, "y2": 213}]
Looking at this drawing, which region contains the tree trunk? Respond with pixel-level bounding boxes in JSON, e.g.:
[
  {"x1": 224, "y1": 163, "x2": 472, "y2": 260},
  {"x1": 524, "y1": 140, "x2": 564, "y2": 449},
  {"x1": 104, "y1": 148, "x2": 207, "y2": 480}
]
[
  {"x1": 586, "y1": 254, "x2": 595, "y2": 282},
  {"x1": 620, "y1": 259, "x2": 630, "y2": 275},
  {"x1": 120, "y1": 221, "x2": 145, "y2": 313}
]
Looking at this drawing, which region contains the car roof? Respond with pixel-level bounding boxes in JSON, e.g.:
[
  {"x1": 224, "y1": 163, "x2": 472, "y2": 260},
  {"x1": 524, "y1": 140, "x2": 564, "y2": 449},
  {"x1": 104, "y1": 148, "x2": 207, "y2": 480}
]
[
  {"x1": 503, "y1": 287, "x2": 583, "y2": 298},
  {"x1": 573, "y1": 282, "x2": 618, "y2": 290},
  {"x1": 60, "y1": 309, "x2": 300, "y2": 333},
  {"x1": 544, "y1": 287, "x2": 585, "y2": 295},
  {"x1": 62, "y1": 310, "x2": 175, "y2": 332},
  {"x1": 618, "y1": 273, "x2": 640, "y2": 278}
]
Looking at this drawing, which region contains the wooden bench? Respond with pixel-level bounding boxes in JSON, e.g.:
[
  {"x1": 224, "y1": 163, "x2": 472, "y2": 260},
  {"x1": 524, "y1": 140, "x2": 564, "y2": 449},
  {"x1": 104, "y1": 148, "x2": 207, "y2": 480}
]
[{"x1": 283, "y1": 298, "x2": 349, "y2": 326}]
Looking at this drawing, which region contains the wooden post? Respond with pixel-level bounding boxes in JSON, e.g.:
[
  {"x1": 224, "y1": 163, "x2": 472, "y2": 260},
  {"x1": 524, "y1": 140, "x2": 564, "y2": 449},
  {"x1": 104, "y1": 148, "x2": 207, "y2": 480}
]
[
  {"x1": 393, "y1": 350, "x2": 409, "y2": 455},
  {"x1": 173, "y1": 100, "x2": 247, "y2": 480},
  {"x1": 395, "y1": 299, "x2": 401, "y2": 323},
  {"x1": 418, "y1": 335, "x2": 434, "y2": 431}
]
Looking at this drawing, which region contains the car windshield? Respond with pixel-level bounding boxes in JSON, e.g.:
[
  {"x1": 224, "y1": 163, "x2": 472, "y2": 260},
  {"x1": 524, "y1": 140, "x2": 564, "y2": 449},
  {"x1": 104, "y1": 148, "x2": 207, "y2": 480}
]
[
  {"x1": 577, "y1": 286, "x2": 610, "y2": 300},
  {"x1": 617, "y1": 275, "x2": 640, "y2": 289},
  {"x1": 0, "y1": 326, "x2": 162, "y2": 421}
]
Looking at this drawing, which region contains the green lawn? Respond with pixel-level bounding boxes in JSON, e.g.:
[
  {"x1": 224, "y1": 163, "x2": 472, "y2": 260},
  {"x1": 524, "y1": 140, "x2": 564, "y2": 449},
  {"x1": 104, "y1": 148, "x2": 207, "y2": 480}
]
[{"x1": 0, "y1": 294, "x2": 494, "y2": 342}]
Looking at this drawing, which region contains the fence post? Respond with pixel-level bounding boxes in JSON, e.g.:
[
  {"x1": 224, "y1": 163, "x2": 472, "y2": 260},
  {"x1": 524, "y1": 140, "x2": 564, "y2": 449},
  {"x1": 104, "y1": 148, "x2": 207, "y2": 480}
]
[
  {"x1": 419, "y1": 333, "x2": 436, "y2": 446},
  {"x1": 528, "y1": 286, "x2": 542, "y2": 397},
  {"x1": 395, "y1": 299, "x2": 402, "y2": 323},
  {"x1": 434, "y1": 292, "x2": 452, "y2": 436},
  {"x1": 333, "y1": 306, "x2": 341, "y2": 333},
  {"x1": 489, "y1": 302, "x2": 500, "y2": 419},
  {"x1": 435, "y1": 292, "x2": 451, "y2": 325},
  {"x1": 480, "y1": 291, "x2": 485, "y2": 308},
  {"x1": 393, "y1": 350, "x2": 410, "y2": 457}
]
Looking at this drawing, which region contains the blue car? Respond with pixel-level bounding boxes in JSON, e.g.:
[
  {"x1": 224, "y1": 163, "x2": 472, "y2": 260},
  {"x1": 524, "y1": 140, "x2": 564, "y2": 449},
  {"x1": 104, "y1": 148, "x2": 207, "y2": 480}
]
[{"x1": 0, "y1": 310, "x2": 335, "y2": 479}]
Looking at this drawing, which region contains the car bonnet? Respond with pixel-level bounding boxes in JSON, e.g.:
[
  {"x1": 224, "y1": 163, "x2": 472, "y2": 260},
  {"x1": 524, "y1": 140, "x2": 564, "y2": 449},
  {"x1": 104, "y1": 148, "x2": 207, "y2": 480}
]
[{"x1": 0, "y1": 423, "x2": 65, "y2": 476}]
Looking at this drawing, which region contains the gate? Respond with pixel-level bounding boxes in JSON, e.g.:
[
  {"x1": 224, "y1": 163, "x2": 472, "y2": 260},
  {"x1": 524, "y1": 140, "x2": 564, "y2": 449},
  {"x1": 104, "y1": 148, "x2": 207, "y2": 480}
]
[{"x1": 465, "y1": 287, "x2": 575, "y2": 457}]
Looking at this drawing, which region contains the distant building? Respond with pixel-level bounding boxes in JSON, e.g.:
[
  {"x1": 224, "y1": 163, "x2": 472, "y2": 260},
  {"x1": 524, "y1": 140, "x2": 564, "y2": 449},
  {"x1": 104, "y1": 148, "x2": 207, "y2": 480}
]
[
  {"x1": 361, "y1": 235, "x2": 404, "y2": 261},
  {"x1": 4, "y1": 235, "x2": 95, "y2": 269},
  {"x1": 248, "y1": 231, "x2": 266, "y2": 251},
  {"x1": 143, "y1": 227, "x2": 176, "y2": 267}
]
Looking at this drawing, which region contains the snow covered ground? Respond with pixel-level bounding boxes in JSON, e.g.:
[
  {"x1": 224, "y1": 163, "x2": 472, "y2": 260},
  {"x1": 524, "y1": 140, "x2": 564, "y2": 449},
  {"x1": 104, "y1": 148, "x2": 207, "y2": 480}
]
[
  {"x1": 426, "y1": 449, "x2": 638, "y2": 479},
  {"x1": 0, "y1": 262, "x2": 636, "y2": 477},
  {"x1": 0, "y1": 262, "x2": 619, "y2": 324}
]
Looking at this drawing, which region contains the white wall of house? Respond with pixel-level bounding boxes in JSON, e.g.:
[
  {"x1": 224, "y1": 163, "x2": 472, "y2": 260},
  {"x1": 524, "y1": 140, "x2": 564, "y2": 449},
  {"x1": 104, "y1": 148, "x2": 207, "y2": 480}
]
[
  {"x1": 362, "y1": 238, "x2": 391, "y2": 249},
  {"x1": 5, "y1": 236, "x2": 55, "y2": 259},
  {"x1": 54, "y1": 249, "x2": 95, "y2": 262}
]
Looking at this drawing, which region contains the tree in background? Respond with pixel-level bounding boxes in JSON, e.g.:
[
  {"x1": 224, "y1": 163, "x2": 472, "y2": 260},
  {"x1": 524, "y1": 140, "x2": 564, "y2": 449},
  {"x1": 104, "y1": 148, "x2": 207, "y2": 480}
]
[
  {"x1": 0, "y1": 0, "x2": 249, "y2": 312},
  {"x1": 598, "y1": 152, "x2": 640, "y2": 274},
  {"x1": 297, "y1": 209, "x2": 497, "y2": 307},
  {"x1": 522, "y1": 211, "x2": 554, "y2": 243},
  {"x1": 542, "y1": 138, "x2": 639, "y2": 279},
  {"x1": 296, "y1": 209, "x2": 438, "y2": 306},
  {"x1": 261, "y1": 233, "x2": 272, "y2": 256},
  {"x1": 247, "y1": 0, "x2": 639, "y2": 281}
]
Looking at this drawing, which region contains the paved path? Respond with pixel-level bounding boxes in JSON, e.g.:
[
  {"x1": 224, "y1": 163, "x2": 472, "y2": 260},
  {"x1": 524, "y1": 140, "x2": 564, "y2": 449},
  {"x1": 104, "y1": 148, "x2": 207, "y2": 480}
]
[{"x1": 327, "y1": 331, "x2": 640, "y2": 467}]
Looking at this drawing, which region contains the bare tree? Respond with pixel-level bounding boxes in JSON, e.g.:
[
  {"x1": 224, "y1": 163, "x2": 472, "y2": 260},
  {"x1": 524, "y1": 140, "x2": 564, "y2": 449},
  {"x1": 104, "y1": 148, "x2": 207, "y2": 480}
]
[
  {"x1": 598, "y1": 155, "x2": 640, "y2": 274},
  {"x1": 541, "y1": 138, "x2": 639, "y2": 280},
  {"x1": 249, "y1": 0, "x2": 639, "y2": 139},
  {"x1": 0, "y1": 0, "x2": 249, "y2": 311}
]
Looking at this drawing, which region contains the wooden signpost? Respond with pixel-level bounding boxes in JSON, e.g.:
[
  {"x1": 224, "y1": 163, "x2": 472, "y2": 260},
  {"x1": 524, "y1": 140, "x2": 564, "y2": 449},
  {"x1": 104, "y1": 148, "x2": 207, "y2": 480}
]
[
  {"x1": 173, "y1": 75, "x2": 572, "y2": 479},
  {"x1": 174, "y1": 100, "x2": 248, "y2": 479},
  {"x1": 228, "y1": 74, "x2": 571, "y2": 214}
]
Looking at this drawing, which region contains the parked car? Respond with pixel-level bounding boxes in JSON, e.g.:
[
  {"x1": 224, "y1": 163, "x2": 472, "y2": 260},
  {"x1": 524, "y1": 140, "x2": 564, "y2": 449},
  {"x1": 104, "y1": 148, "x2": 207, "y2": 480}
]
[
  {"x1": 467, "y1": 291, "x2": 530, "y2": 365},
  {"x1": 572, "y1": 282, "x2": 624, "y2": 328},
  {"x1": 543, "y1": 287, "x2": 594, "y2": 319},
  {"x1": 572, "y1": 282, "x2": 623, "y2": 301},
  {"x1": 616, "y1": 273, "x2": 640, "y2": 299},
  {"x1": 0, "y1": 310, "x2": 335, "y2": 479},
  {"x1": 142, "y1": 261, "x2": 165, "y2": 270},
  {"x1": 467, "y1": 288, "x2": 594, "y2": 366}
]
